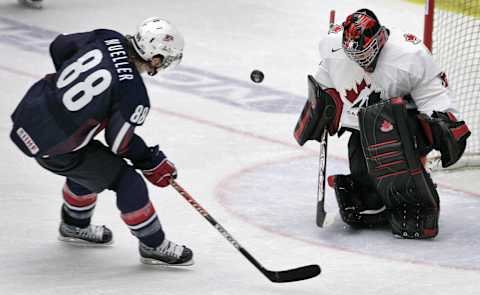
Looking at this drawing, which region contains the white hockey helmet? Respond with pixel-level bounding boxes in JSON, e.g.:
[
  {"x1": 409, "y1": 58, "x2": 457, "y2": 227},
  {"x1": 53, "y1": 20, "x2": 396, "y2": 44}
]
[{"x1": 131, "y1": 17, "x2": 184, "y2": 74}]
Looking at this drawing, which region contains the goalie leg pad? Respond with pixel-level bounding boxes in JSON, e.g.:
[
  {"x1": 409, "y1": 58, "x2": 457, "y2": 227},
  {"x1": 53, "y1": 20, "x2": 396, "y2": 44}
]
[
  {"x1": 294, "y1": 75, "x2": 343, "y2": 146},
  {"x1": 358, "y1": 98, "x2": 440, "y2": 239},
  {"x1": 330, "y1": 174, "x2": 388, "y2": 228}
]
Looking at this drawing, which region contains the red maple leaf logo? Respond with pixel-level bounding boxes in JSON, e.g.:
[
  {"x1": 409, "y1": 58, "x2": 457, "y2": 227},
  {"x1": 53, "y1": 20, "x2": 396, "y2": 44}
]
[
  {"x1": 345, "y1": 79, "x2": 369, "y2": 103},
  {"x1": 380, "y1": 120, "x2": 394, "y2": 132},
  {"x1": 403, "y1": 33, "x2": 421, "y2": 44},
  {"x1": 439, "y1": 72, "x2": 449, "y2": 88}
]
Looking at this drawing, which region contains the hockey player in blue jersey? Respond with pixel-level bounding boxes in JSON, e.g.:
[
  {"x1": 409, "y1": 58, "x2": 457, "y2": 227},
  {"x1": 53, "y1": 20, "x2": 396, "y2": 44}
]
[{"x1": 10, "y1": 17, "x2": 193, "y2": 266}]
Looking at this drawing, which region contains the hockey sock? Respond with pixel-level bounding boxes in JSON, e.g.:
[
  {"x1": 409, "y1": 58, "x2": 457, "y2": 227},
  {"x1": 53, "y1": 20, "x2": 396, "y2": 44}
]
[
  {"x1": 62, "y1": 179, "x2": 97, "y2": 228},
  {"x1": 113, "y1": 167, "x2": 165, "y2": 247}
]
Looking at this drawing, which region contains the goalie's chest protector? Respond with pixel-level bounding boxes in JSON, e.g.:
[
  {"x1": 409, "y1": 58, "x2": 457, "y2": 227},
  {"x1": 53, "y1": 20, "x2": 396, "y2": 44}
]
[{"x1": 316, "y1": 30, "x2": 424, "y2": 130}]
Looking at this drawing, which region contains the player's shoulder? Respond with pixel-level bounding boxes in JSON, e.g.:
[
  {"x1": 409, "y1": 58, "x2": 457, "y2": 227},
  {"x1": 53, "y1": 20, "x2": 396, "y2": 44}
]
[
  {"x1": 384, "y1": 29, "x2": 429, "y2": 58},
  {"x1": 92, "y1": 29, "x2": 130, "y2": 52},
  {"x1": 318, "y1": 24, "x2": 344, "y2": 58},
  {"x1": 93, "y1": 29, "x2": 126, "y2": 41},
  {"x1": 56, "y1": 29, "x2": 126, "y2": 45},
  {"x1": 380, "y1": 29, "x2": 438, "y2": 78}
]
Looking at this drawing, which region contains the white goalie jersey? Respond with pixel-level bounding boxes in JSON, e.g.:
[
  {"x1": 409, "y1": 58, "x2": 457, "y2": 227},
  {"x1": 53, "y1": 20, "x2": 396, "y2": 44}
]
[{"x1": 314, "y1": 26, "x2": 459, "y2": 130}]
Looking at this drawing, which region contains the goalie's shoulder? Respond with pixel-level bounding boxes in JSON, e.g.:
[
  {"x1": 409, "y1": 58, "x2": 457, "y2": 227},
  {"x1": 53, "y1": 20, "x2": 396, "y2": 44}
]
[
  {"x1": 382, "y1": 29, "x2": 432, "y2": 66},
  {"x1": 386, "y1": 29, "x2": 426, "y2": 55},
  {"x1": 381, "y1": 29, "x2": 441, "y2": 82}
]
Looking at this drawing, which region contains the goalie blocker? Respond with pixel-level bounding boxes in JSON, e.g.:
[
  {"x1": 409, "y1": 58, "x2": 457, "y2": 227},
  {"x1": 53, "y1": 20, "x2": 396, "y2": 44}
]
[{"x1": 294, "y1": 75, "x2": 343, "y2": 145}]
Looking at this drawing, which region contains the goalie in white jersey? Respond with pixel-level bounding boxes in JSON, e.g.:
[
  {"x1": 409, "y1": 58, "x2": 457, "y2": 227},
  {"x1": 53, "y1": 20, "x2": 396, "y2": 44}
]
[{"x1": 294, "y1": 8, "x2": 470, "y2": 239}]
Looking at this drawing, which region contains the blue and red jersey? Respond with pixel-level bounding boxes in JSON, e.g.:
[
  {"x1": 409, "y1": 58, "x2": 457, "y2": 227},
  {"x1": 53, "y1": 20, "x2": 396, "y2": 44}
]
[{"x1": 11, "y1": 29, "x2": 150, "y2": 159}]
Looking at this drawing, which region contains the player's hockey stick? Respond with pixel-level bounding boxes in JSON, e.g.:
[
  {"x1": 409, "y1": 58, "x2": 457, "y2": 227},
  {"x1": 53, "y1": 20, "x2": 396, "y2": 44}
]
[
  {"x1": 316, "y1": 10, "x2": 336, "y2": 227},
  {"x1": 316, "y1": 129, "x2": 328, "y2": 227},
  {"x1": 170, "y1": 180, "x2": 321, "y2": 283}
]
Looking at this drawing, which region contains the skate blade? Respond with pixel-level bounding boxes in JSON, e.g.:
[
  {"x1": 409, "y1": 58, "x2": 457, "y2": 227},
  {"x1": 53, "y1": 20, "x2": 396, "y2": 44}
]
[
  {"x1": 58, "y1": 235, "x2": 113, "y2": 247},
  {"x1": 140, "y1": 257, "x2": 195, "y2": 267}
]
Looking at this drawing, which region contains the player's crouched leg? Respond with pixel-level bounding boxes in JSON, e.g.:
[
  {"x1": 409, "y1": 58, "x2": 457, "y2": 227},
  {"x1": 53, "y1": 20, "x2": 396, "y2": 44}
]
[
  {"x1": 329, "y1": 174, "x2": 388, "y2": 228},
  {"x1": 111, "y1": 167, "x2": 193, "y2": 266},
  {"x1": 36, "y1": 140, "x2": 125, "y2": 245},
  {"x1": 59, "y1": 180, "x2": 113, "y2": 245}
]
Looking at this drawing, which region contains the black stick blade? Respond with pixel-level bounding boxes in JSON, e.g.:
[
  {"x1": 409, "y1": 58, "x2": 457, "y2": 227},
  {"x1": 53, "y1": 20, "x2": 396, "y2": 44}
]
[
  {"x1": 316, "y1": 200, "x2": 326, "y2": 227},
  {"x1": 264, "y1": 264, "x2": 321, "y2": 283}
]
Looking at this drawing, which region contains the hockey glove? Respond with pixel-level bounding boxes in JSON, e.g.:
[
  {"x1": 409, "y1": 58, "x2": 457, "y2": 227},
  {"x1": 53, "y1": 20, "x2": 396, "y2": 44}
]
[
  {"x1": 294, "y1": 75, "x2": 343, "y2": 146},
  {"x1": 137, "y1": 145, "x2": 177, "y2": 187},
  {"x1": 418, "y1": 111, "x2": 470, "y2": 168}
]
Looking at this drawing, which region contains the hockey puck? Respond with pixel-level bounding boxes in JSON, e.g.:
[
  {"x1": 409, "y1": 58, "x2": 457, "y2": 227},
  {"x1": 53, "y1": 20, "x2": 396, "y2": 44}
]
[{"x1": 250, "y1": 70, "x2": 264, "y2": 83}]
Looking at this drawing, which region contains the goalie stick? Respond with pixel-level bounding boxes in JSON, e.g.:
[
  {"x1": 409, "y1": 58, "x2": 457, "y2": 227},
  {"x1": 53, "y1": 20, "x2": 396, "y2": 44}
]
[
  {"x1": 170, "y1": 180, "x2": 321, "y2": 283},
  {"x1": 316, "y1": 9, "x2": 336, "y2": 227},
  {"x1": 316, "y1": 129, "x2": 328, "y2": 227}
]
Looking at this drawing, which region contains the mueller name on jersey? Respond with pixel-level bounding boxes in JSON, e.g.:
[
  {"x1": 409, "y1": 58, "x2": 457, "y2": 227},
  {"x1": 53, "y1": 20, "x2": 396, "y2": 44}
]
[{"x1": 104, "y1": 39, "x2": 134, "y2": 81}]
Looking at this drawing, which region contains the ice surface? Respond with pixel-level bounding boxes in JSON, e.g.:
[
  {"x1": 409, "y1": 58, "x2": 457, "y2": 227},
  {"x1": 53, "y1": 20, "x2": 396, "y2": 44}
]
[{"x1": 1, "y1": 0, "x2": 479, "y2": 294}]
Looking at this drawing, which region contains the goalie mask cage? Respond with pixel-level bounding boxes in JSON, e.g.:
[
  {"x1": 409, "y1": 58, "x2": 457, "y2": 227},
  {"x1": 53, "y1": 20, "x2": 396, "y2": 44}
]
[{"x1": 424, "y1": 0, "x2": 480, "y2": 168}]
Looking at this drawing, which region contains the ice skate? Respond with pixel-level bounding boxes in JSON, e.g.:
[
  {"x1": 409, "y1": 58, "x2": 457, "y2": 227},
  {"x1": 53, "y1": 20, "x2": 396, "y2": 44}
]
[
  {"x1": 139, "y1": 239, "x2": 194, "y2": 266},
  {"x1": 58, "y1": 222, "x2": 113, "y2": 246},
  {"x1": 18, "y1": 0, "x2": 43, "y2": 9}
]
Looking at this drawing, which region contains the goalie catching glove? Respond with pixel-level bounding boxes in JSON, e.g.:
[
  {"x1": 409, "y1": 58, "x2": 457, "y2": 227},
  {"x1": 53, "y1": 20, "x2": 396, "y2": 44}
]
[
  {"x1": 418, "y1": 111, "x2": 470, "y2": 168},
  {"x1": 294, "y1": 75, "x2": 343, "y2": 146},
  {"x1": 134, "y1": 145, "x2": 177, "y2": 187}
]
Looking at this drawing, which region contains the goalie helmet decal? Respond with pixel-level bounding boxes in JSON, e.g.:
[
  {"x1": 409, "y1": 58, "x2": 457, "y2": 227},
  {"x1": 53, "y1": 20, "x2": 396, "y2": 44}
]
[{"x1": 329, "y1": 24, "x2": 343, "y2": 34}]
